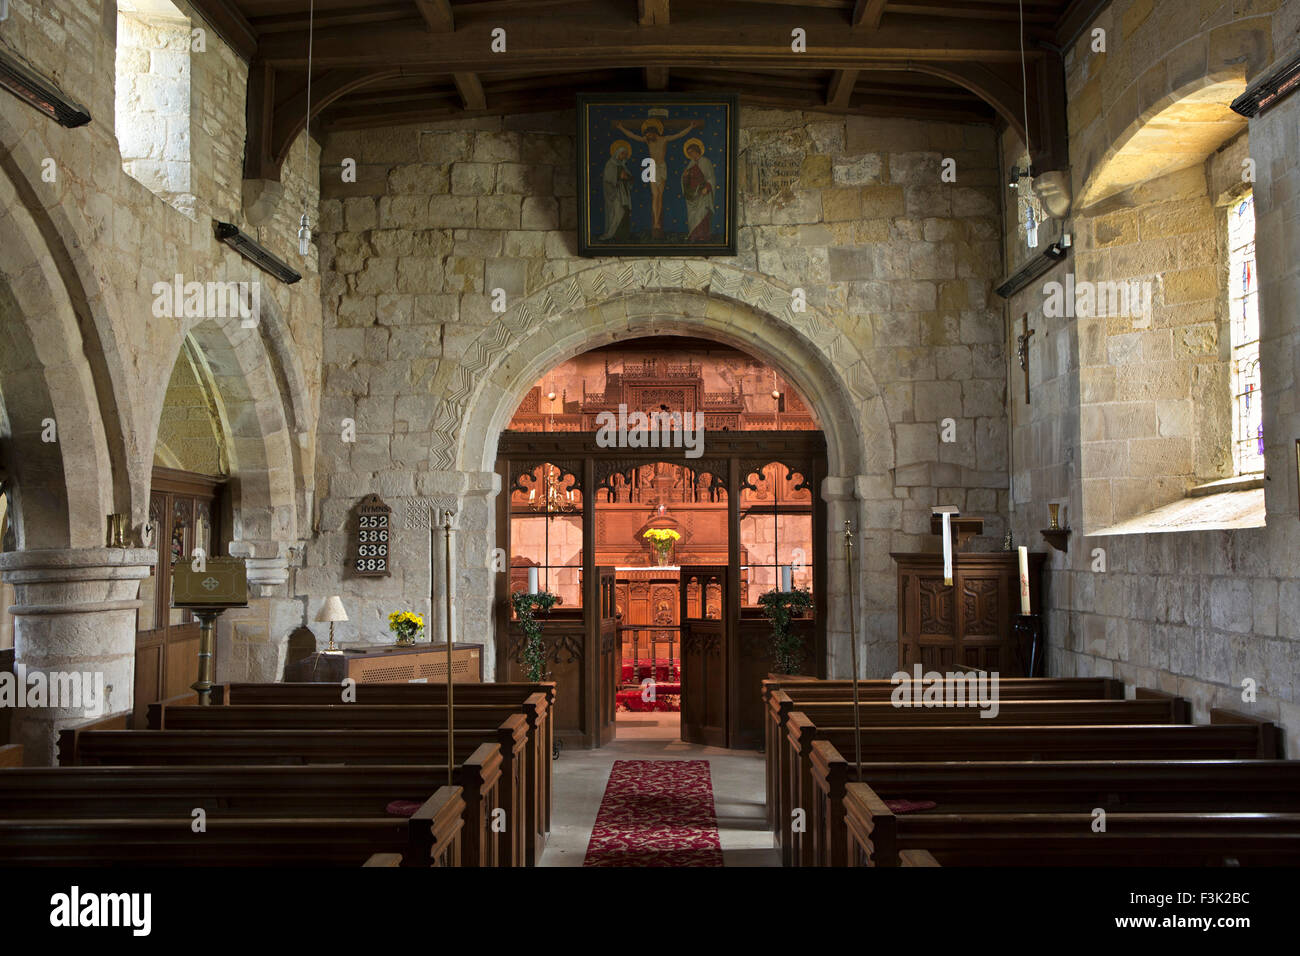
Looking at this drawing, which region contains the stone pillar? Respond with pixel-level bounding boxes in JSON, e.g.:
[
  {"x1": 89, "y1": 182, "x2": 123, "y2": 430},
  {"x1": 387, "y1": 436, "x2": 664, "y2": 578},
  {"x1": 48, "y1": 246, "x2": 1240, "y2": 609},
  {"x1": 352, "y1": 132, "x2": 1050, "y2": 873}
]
[
  {"x1": 0, "y1": 547, "x2": 155, "y2": 765},
  {"x1": 219, "y1": 539, "x2": 299, "y2": 682}
]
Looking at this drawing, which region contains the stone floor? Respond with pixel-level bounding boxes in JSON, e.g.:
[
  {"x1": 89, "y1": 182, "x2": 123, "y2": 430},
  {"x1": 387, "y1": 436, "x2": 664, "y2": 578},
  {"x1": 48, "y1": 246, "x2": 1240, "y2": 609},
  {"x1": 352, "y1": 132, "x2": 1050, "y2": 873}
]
[{"x1": 538, "y1": 713, "x2": 780, "y2": 867}]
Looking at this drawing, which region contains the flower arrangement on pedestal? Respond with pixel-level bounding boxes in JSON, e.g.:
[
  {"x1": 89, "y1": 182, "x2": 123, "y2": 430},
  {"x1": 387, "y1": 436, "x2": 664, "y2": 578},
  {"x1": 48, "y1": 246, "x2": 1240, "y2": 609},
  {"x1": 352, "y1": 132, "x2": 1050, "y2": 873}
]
[
  {"x1": 642, "y1": 527, "x2": 681, "y2": 566},
  {"x1": 388, "y1": 610, "x2": 424, "y2": 646},
  {"x1": 758, "y1": 587, "x2": 814, "y2": 675},
  {"x1": 512, "y1": 590, "x2": 560, "y2": 682}
]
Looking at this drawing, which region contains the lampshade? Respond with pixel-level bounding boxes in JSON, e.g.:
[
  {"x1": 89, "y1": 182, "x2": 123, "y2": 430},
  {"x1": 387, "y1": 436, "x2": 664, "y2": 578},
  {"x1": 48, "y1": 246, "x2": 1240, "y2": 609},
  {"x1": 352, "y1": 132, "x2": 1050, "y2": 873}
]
[{"x1": 315, "y1": 595, "x2": 348, "y2": 623}]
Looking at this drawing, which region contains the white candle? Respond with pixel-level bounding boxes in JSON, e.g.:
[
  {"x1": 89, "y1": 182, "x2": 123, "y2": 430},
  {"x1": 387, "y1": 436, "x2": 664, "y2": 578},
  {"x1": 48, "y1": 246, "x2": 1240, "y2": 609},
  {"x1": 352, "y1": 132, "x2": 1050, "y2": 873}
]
[
  {"x1": 1018, "y1": 546, "x2": 1031, "y2": 614},
  {"x1": 527, "y1": 566, "x2": 539, "y2": 595},
  {"x1": 781, "y1": 564, "x2": 793, "y2": 592},
  {"x1": 941, "y1": 512, "x2": 953, "y2": 586}
]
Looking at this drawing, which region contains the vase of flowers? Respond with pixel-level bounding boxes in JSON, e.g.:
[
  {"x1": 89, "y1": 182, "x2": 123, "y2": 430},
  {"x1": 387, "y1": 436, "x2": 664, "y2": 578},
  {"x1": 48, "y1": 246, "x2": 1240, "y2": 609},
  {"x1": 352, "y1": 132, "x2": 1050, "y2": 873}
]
[
  {"x1": 388, "y1": 610, "x2": 424, "y2": 646},
  {"x1": 642, "y1": 527, "x2": 681, "y2": 566}
]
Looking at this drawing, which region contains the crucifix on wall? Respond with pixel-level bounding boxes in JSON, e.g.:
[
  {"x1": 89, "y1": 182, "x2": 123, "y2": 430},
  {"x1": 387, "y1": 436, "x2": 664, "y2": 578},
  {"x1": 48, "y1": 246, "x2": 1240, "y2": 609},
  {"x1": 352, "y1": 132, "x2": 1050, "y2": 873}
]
[{"x1": 1016, "y1": 313, "x2": 1035, "y2": 405}]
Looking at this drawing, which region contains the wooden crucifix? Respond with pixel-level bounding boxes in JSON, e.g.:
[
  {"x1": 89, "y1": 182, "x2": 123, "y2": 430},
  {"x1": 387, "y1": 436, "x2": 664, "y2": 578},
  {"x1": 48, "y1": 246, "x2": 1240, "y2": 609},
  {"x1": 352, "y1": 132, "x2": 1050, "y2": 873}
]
[{"x1": 1016, "y1": 313, "x2": 1035, "y2": 405}]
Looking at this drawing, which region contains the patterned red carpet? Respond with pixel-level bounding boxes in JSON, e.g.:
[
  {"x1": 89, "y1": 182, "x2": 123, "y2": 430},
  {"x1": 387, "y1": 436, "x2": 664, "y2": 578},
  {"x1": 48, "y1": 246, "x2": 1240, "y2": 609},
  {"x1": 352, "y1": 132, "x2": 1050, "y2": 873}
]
[{"x1": 582, "y1": 760, "x2": 725, "y2": 867}]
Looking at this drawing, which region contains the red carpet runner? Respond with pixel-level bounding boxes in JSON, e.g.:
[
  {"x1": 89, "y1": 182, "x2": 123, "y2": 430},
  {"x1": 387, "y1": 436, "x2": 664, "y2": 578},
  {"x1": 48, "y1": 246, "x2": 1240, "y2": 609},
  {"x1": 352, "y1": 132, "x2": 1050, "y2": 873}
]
[{"x1": 582, "y1": 760, "x2": 725, "y2": 867}]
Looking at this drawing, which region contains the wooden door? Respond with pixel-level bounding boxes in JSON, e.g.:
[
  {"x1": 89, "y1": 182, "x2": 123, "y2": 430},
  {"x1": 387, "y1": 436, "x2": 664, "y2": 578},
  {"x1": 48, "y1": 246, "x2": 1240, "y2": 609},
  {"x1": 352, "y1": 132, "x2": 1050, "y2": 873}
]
[
  {"x1": 135, "y1": 468, "x2": 224, "y2": 725},
  {"x1": 594, "y1": 568, "x2": 618, "y2": 745},
  {"x1": 679, "y1": 566, "x2": 727, "y2": 747}
]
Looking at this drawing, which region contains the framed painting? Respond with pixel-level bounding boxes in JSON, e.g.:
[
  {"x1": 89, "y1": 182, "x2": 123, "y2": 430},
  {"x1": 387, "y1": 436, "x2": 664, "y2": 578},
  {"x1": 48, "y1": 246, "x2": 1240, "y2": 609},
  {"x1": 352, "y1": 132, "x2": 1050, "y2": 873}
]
[{"x1": 577, "y1": 92, "x2": 739, "y2": 257}]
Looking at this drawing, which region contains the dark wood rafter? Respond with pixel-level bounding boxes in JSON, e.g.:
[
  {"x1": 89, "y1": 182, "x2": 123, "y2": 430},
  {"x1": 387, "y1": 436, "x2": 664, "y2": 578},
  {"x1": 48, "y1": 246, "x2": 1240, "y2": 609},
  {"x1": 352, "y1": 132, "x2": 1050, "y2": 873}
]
[
  {"x1": 852, "y1": 0, "x2": 889, "y2": 28},
  {"x1": 414, "y1": 0, "x2": 455, "y2": 32},
  {"x1": 827, "y1": 69, "x2": 858, "y2": 107},
  {"x1": 197, "y1": 0, "x2": 1075, "y2": 179},
  {"x1": 638, "y1": 0, "x2": 670, "y2": 27}
]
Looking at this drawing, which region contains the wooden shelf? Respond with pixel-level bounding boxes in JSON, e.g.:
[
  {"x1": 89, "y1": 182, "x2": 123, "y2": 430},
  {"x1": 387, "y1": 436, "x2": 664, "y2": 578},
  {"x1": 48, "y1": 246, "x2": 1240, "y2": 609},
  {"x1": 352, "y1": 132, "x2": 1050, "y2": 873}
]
[{"x1": 1041, "y1": 527, "x2": 1072, "y2": 553}]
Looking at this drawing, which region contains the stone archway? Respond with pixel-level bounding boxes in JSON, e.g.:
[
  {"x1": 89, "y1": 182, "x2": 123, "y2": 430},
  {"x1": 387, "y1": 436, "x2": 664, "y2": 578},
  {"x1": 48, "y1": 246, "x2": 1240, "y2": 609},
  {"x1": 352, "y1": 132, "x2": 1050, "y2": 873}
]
[{"x1": 427, "y1": 261, "x2": 894, "y2": 682}]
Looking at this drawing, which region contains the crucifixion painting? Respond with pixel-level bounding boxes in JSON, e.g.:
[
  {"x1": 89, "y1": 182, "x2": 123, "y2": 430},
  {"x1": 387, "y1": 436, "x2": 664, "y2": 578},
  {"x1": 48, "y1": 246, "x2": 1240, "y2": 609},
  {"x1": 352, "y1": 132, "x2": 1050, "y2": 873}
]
[{"x1": 578, "y1": 93, "x2": 738, "y2": 257}]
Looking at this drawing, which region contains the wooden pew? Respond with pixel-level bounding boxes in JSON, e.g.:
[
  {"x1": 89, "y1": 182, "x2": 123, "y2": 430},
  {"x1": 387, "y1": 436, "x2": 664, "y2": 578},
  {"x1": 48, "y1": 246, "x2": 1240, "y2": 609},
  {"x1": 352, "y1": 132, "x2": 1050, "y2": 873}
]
[
  {"x1": 844, "y1": 784, "x2": 1300, "y2": 866},
  {"x1": 782, "y1": 714, "x2": 1279, "y2": 867},
  {"x1": 0, "y1": 766, "x2": 468, "y2": 867},
  {"x1": 763, "y1": 677, "x2": 1123, "y2": 831},
  {"x1": 146, "y1": 699, "x2": 545, "y2": 866},
  {"x1": 214, "y1": 681, "x2": 555, "y2": 844},
  {"x1": 59, "y1": 729, "x2": 509, "y2": 867},
  {"x1": 0, "y1": 786, "x2": 465, "y2": 866},
  {"x1": 777, "y1": 696, "x2": 1192, "y2": 866},
  {"x1": 814, "y1": 746, "x2": 1300, "y2": 866},
  {"x1": 0, "y1": 744, "x2": 21, "y2": 768}
]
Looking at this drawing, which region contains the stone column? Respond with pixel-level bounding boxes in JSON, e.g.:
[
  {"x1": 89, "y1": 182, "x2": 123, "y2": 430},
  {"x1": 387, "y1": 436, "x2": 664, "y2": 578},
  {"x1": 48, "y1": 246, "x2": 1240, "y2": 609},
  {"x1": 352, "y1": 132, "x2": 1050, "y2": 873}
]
[{"x1": 0, "y1": 547, "x2": 155, "y2": 765}]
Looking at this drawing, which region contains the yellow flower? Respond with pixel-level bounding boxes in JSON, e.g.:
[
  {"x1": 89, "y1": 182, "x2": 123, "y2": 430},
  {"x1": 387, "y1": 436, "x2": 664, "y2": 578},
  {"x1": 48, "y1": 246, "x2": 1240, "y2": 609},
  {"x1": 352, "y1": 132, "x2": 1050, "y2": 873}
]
[{"x1": 643, "y1": 528, "x2": 681, "y2": 543}]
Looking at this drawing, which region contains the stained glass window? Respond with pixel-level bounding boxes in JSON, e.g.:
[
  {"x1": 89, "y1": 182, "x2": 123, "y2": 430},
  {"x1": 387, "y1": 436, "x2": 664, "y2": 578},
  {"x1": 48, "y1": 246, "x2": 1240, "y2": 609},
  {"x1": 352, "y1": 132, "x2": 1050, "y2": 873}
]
[{"x1": 1228, "y1": 194, "x2": 1262, "y2": 475}]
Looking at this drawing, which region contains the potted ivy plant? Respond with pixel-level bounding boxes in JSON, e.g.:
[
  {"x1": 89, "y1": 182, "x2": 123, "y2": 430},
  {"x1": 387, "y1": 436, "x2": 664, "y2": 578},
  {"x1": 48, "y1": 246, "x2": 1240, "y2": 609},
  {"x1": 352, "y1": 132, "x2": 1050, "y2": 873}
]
[
  {"x1": 511, "y1": 590, "x2": 559, "y2": 682},
  {"x1": 758, "y1": 587, "x2": 814, "y2": 675}
]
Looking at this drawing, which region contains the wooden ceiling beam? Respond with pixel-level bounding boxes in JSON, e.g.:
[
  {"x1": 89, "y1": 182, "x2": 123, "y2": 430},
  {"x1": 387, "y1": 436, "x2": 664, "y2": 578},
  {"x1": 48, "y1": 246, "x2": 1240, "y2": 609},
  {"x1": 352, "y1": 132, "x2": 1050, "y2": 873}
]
[
  {"x1": 414, "y1": 0, "x2": 455, "y2": 31},
  {"x1": 638, "y1": 0, "x2": 670, "y2": 26},
  {"x1": 827, "y1": 69, "x2": 858, "y2": 107},
  {"x1": 186, "y1": 0, "x2": 259, "y2": 60},
  {"x1": 454, "y1": 71, "x2": 488, "y2": 110},
  {"x1": 851, "y1": 0, "x2": 889, "y2": 28},
  {"x1": 645, "y1": 66, "x2": 670, "y2": 90},
  {"x1": 258, "y1": 11, "x2": 1044, "y2": 69}
]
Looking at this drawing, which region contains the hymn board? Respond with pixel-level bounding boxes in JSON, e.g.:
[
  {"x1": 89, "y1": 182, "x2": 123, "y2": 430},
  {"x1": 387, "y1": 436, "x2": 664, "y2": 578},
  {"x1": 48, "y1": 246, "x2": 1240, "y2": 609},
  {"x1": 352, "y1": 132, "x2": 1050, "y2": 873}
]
[{"x1": 353, "y1": 494, "x2": 392, "y2": 577}]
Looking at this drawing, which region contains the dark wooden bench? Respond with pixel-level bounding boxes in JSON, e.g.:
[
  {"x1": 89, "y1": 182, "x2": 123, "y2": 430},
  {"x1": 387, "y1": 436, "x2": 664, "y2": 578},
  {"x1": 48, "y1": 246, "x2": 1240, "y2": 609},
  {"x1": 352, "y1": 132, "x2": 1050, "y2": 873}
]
[
  {"x1": 844, "y1": 785, "x2": 1300, "y2": 866},
  {"x1": 781, "y1": 714, "x2": 1280, "y2": 866},
  {"x1": 213, "y1": 681, "x2": 555, "y2": 843},
  {"x1": 0, "y1": 783, "x2": 465, "y2": 866},
  {"x1": 58, "y1": 729, "x2": 511, "y2": 867},
  {"x1": 145, "y1": 698, "x2": 546, "y2": 866},
  {"x1": 813, "y1": 746, "x2": 1300, "y2": 866},
  {"x1": 762, "y1": 677, "x2": 1124, "y2": 831}
]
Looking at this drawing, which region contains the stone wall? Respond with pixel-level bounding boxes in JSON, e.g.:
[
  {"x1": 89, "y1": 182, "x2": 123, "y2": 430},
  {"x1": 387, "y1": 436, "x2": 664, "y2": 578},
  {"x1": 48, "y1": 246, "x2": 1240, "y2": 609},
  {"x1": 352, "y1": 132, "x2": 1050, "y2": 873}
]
[
  {"x1": 310, "y1": 108, "x2": 1011, "y2": 677},
  {"x1": 0, "y1": 0, "x2": 324, "y2": 758},
  {"x1": 1003, "y1": 0, "x2": 1300, "y2": 755}
]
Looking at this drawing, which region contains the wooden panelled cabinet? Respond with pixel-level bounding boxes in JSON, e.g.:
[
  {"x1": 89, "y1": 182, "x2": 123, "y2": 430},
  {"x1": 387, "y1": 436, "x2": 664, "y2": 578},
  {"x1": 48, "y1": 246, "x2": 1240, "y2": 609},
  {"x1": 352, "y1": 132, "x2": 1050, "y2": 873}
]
[{"x1": 892, "y1": 551, "x2": 1046, "y2": 676}]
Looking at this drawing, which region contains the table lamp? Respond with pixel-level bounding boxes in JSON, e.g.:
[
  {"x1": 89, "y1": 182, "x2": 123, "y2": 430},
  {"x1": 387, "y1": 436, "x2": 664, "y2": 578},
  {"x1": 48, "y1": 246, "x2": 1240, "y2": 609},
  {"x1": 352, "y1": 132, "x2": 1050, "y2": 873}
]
[{"x1": 315, "y1": 595, "x2": 347, "y2": 654}]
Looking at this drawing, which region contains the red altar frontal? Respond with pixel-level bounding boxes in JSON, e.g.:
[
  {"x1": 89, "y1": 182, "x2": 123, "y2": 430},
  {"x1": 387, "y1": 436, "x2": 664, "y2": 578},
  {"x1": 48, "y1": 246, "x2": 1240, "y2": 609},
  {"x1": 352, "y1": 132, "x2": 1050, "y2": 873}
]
[{"x1": 615, "y1": 567, "x2": 682, "y2": 712}]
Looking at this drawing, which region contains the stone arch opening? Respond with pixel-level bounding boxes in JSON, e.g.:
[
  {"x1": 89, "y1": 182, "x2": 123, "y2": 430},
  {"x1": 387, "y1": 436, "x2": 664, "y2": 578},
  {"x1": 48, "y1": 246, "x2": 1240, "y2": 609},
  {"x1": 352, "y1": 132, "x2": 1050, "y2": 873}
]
[{"x1": 439, "y1": 264, "x2": 892, "y2": 688}]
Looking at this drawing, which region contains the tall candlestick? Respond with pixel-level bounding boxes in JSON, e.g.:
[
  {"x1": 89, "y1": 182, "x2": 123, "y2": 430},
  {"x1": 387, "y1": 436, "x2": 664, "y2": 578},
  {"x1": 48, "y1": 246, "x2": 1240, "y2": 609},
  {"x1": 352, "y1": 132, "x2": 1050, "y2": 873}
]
[
  {"x1": 941, "y1": 512, "x2": 953, "y2": 586},
  {"x1": 527, "y1": 566, "x2": 539, "y2": 595},
  {"x1": 1018, "y1": 546, "x2": 1031, "y2": 614}
]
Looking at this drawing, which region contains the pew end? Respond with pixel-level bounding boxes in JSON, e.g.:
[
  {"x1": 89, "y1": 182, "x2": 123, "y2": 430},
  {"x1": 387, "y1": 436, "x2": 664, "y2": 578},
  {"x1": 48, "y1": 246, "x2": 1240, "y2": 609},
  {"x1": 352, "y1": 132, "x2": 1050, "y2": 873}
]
[
  {"x1": 899, "y1": 849, "x2": 941, "y2": 867},
  {"x1": 1134, "y1": 687, "x2": 1192, "y2": 723},
  {"x1": 1211, "y1": 708, "x2": 1282, "y2": 758},
  {"x1": 844, "y1": 782, "x2": 898, "y2": 867}
]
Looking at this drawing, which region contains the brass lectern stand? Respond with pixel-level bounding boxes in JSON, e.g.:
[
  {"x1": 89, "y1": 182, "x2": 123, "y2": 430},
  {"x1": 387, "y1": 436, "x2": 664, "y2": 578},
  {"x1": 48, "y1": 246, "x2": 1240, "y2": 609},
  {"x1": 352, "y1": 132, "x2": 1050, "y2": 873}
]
[{"x1": 171, "y1": 557, "x2": 249, "y2": 704}]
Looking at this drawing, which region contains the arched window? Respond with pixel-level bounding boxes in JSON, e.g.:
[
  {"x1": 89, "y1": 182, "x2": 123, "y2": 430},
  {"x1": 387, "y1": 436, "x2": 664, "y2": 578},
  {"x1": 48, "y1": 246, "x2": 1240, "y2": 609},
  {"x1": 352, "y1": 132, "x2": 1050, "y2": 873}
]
[{"x1": 1228, "y1": 194, "x2": 1262, "y2": 475}]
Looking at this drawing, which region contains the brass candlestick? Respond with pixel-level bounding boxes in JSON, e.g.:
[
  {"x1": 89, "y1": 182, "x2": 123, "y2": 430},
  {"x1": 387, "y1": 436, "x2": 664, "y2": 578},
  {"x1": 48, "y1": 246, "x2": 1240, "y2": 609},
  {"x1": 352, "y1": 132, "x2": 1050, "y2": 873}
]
[
  {"x1": 1048, "y1": 503, "x2": 1061, "y2": 531},
  {"x1": 843, "y1": 520, "x2": 863, "y2": 778},
  {"x1": 443, "y1": 510, "x2": 455, "y2": 787}
]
